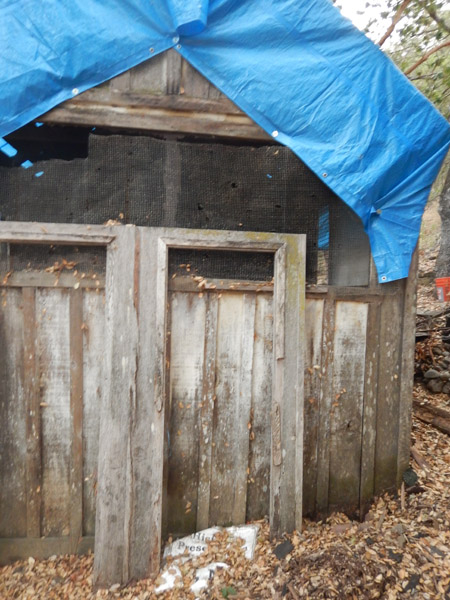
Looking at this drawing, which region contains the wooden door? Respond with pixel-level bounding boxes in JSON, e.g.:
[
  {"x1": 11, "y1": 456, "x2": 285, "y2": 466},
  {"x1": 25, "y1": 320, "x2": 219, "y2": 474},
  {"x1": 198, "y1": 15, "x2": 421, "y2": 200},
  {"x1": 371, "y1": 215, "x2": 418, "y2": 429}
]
[{"x1": 166, "y1": 274, "x2": 275, "y2": 536}]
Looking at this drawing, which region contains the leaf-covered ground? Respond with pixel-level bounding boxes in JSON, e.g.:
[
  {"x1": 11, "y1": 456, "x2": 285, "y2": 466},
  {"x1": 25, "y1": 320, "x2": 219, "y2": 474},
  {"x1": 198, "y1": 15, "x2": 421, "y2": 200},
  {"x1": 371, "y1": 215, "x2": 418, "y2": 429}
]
[{"x1": 1, "y1": 408, "x2": 449, "y2": 600}]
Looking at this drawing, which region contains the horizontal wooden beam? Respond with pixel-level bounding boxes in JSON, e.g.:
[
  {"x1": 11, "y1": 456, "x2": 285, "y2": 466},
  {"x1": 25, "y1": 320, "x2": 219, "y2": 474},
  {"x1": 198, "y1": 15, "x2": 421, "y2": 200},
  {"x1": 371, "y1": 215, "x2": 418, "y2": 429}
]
[
  {"x1": 0, "y1": 222, "x2": 116, "y2": 246},
  {"x1": 0, "y1": 536, "x2": 94, "y2": 564},
  {"x1": 41, "y1": 94, "x2": 271, "y2": 141},
  {"x1": 1, "y1": 271, "x2": 105, "y2": 289}
]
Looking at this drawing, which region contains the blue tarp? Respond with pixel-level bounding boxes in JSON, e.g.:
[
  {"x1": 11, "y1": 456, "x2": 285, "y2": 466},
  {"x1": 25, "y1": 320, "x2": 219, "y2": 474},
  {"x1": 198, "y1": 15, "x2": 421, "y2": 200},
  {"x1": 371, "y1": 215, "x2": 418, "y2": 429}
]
[{"x1": 1, "y1": 0, "x2": 449, "y2": 282}]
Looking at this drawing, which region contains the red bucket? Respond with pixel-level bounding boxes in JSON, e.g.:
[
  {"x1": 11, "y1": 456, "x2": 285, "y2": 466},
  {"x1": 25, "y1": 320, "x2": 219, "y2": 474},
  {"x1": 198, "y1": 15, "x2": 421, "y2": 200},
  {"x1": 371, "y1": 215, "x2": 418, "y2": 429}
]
[{"x1": 436, "y1": 277, "x2": 450, "y2": 302}]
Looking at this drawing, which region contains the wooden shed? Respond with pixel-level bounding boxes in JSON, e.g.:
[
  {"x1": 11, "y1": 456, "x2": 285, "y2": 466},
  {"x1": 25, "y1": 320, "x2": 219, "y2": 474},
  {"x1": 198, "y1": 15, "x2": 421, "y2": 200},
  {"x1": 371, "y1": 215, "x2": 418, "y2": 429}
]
[{"x1": 0, "y1": 52, "x2": 417, "y2": 582}]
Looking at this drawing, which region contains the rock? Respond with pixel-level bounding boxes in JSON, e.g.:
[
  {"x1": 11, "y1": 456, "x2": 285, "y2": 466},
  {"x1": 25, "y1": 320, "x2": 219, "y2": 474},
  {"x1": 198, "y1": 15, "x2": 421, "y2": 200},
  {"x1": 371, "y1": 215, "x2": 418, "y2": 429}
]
[
  {"x1": 424, "y1": 368, "x2": 440, "y2": 379},
  {"x1": 403, "y1": 468, "x2": 418, "y2": 487},
  {"x1": 440, "y1": 371, "x2": 450, "y2": 381},
  {"x1": 427, "y1": 378, "x2": 444, "y2": 393},
  {"x1": 273, "y1": 540, "x2": 294, "y2": 560},
  {"x1": 391, "y1": 523, "x2": 405, "y2": 536},
  {"x1": 442, "y1": 382, "x2": 450, "y2": 394}
]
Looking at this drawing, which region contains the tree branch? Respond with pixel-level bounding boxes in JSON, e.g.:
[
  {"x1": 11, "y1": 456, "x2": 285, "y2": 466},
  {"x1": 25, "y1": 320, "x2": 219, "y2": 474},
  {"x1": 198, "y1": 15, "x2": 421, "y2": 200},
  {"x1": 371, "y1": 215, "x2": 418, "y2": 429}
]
[
  {"x1": 421, "y1": 2, "x2": 450, "y2": 35},
  {"x1": 404, "y1": 39, "x2": 450, "y2": 75},
  {"x1": 378, "y1": 0, "x2": 414, "y2": 47}
]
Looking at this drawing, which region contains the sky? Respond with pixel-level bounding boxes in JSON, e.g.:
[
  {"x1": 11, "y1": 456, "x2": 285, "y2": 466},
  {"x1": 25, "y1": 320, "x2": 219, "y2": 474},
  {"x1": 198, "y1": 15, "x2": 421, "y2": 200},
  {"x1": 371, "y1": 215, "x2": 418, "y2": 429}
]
[{"x1": 337, "y1": 0, "x2": 388, "y2": 41}]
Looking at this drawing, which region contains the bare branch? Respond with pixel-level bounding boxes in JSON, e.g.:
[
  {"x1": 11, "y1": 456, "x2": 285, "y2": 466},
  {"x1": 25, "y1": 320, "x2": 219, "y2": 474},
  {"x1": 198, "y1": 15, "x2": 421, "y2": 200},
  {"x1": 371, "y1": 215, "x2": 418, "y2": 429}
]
[
  {"x1": 404, "y1": 39, "x2": 450, "y2": 75},
  {"x1": 378, "y1": 0, "x2": 414, "y2": 47}
]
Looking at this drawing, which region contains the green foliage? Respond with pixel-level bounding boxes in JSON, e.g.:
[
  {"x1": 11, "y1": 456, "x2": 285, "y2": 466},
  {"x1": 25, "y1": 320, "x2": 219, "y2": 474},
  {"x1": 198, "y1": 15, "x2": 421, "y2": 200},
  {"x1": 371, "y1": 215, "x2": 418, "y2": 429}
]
[
  {"x1": 365, "y1": 1, "x2": 450, "y2": 118},
  {"x1": 221, "y1": 586, "x2": 237, "y2": 598}
]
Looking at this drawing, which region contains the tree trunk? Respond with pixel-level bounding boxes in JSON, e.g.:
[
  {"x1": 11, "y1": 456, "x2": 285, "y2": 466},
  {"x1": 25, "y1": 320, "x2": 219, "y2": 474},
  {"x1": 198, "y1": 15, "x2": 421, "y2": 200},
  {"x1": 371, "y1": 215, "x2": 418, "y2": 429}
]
[{"x1": 436, "y1": 166, "x2": 450, "y2": 277}]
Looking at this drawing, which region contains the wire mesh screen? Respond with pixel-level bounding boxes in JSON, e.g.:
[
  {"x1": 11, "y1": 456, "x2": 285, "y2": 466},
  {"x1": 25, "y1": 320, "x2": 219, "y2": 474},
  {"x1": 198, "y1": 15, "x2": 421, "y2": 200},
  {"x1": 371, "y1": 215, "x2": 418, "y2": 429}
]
[
  {"x1": 169, "y1": 249, "x2": 274, "y2": 281},
  {"x1": 0, "y1": 130, "x2": 371, "y2": 285}
]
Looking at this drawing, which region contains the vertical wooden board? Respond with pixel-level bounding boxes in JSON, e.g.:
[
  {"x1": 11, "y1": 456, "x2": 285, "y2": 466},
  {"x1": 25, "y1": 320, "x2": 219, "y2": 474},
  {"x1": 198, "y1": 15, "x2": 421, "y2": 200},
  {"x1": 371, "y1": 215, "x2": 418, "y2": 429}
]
[
  {"x1": 302, "y1": 298, "x2": 324, "y2": 517},
  {"x1": 128, "y1": 228, "x2": 162, "y2": 580},
  {"x1": 210, "y1": 292, "x2": 255, "y2": 526},
  {"x1": 181, "y1": 59, "x2": 212, "y2": 98},
  {"x1": 397, "y1": 251, "x2": 418, "y2": 486},
  {"x1": 165, "y1": 49, "x2": 183, "y2": 95},
  {"x1": 94, "y1": 226, "x2": 138, "y2": 586},
  {"x1": 246, "y1": 293, "x2": 273, "y2": 521},
  {"x1": 0, "y1": 289, "x2": 27, "y2": 537},
  {"x1": 167, "y1": 291, "x2": 206, "y2": 536},
  {"x1": 70, "y1": 289, "x2": 84, "y2": 552},
  {"x1": 36, "y1": 288, "x2": 71, "y2": 537},
  {"x1": 315, "y1": 297, "x2": 335, "y2": 516},
  {"x1": 129, "y1": 54, "x2": 169, "y2": 95},
  {"x1": 23, "y1": 287, "x2": 41, "y2": 538},
  {"x1": 82, "y1": 290, "x2": 105, "y2": 536},
  {"x1": 360, "y1": 302, "x2": 381, "y2": 516},
  {"x1": 374, "y1": 284, "x2": 403, "y2": 494},
  {"x1": 197, "y1": 293, "x2": 218, "y2": 531},
  {"x1": 328, "y1": 301, "x2": 368, "y2": 513}
]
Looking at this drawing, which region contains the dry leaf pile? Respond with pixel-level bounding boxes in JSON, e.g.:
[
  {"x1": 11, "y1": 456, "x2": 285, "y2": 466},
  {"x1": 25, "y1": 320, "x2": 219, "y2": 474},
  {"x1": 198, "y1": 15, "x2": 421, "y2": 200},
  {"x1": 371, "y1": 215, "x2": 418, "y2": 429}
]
[{"x1": 1, "y1": 407, "x2": 449, "y2": 600}]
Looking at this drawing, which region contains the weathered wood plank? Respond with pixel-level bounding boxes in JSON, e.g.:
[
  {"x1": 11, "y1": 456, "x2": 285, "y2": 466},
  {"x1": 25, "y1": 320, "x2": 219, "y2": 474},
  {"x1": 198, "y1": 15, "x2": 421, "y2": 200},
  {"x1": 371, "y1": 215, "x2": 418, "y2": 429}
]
[
  {"x1": 129, "y1": 55, "x2": 169, "y2": 96},
  {"x1": 69, "y1": 289, "x2": 84, "y2": 553},
  {"x1": 128, "y1": 228, "x2": 164, "y2": 580},
  {"x1": 282, "y1": 236, "x2": 305, "y2": 532},
  {"x1": 42, "y1": 101, "x2": 270, "y2": 141},
  {"x1": 328, "y1": 301, "x2": 368, "y2": 514},
  {"x1": 166, "y1": 49, "x2": 183, "y2": 95},
  {"x1": 181, "y1": 59, "x2": 212, "y2": 99},
  {"x1": 82, "y1": 291, "x2": 104, "y2": 536},
  {"x1": 93, "y1": 226, "x2": 138, "y2": 586},
  {"x1": 397, "y1": 247, "x2": 418, "y2": 486},
  {"x1": 36, "y1": 289, "x2": 71, "y2": 537},
  {"x1": 210, "y1": 292, "x2": 256, "y2": 526},
  {"x1": 315, "y1": 295, "x2": 336, "y2": 517},
  {"x1": 247, "y1": 293, "x2": 273, "y2": 521},
  {"x1": 197, "y1": 293, "x2": 218, "y2": 530},
  {"x1": 166, "y1": 291, "x2": 206, "y2": 535},
  {"x1": 23, "y1": 288, "x2": 41, "y2": 538},
  {"x1": 0, "y1": 221, "x2": 114, "y2": 246},
  {"x1": 0, "y1": 536, "x2": 94, "y2": 564},
  {"x1": 302, "y1": 298, "x2": 324, "y2": 517},
  {"x1": 374, "y1": 281, "x2": 403, "y2": 495},
  {"x1": 359, "y1": 301, "x2": 381, "y2": 516},
  {"x1": 0, "y1": 289, "x2": 27, "y2": 538},
  {"x1": 1, "y1": 271, "x2": 105, "y2": 289},
  {"x1": 169, "y1": 276, "x2": 274, "y2": 293}
]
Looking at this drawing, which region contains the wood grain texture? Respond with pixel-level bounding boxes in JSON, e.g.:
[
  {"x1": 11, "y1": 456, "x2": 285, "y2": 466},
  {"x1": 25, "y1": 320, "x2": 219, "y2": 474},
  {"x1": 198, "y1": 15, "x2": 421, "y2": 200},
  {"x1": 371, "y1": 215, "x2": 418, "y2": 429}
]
[
  {"x1": 315, "y1": 295, "x2": 336, "y2": 516},
  {"x1": 36, "y1": 289, "x2": 71, "y2": 537},
  {"x1": 246, "y1": 293, "x2": 273, "y2": 521},
  {"x1": 69, "y1": 289, "x2": 84, "y2": 553},
  {"x1": 197, "y1": 293, "x2": 218, "y2": 530},
  {"x1": 302, "y1": 298, "x2": 324, "y2": 517},
  {"x1": 359, "y1": 301, "x2": 381, "y2": 516},
  {"x1": 23, "y1": 287, "x2": 40, "y2": 538},
  {"x1": 374, "y1": 282, "x2": 403, "y2": 495},
  {"x1": 397, "y1": 247, "x2": 418, "y2": 486},
  {"x1": 328, "y1": 301, "x2": 368, "y2": 514},
  {"x1": 167, "y1": 291, "x2": 206, "y2": 535},
  {"x1": 93, "y1": 226, "x2": 138, "y2": 586},
  {"x1": 129, "y1": 228, "x2": 164, "y2": 580},
  {"x1": 0, "y1": 289, "x2": 27, "y2": 538},
  {"x1": 82, "y1": 291, "x2": 104, "y2": 537},
  {"x1": 0, "y1": 221, "x2": 114, "y2": 246},
  {"x1": 209, "y1": 292, "x2": 256, "y2": 526}
]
